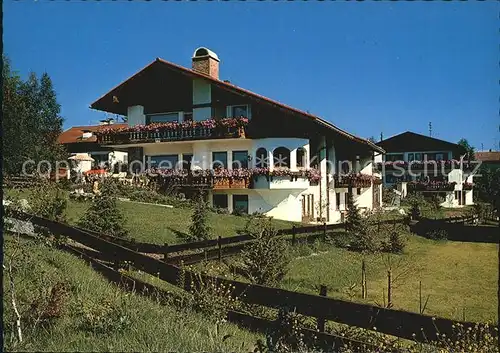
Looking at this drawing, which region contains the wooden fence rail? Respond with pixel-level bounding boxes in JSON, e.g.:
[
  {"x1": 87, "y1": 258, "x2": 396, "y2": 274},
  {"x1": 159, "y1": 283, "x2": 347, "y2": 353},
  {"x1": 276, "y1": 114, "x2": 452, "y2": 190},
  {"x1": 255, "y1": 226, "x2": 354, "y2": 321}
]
[
  {"x1": 8, "y1": 210, "x2": 491, "y2": 345},
  {"x1": 74, "y1": 218, "x2": 405, "y2": 256},
  {"x1": 63, "y1": 243, "x2": 383, "y2": 352}
]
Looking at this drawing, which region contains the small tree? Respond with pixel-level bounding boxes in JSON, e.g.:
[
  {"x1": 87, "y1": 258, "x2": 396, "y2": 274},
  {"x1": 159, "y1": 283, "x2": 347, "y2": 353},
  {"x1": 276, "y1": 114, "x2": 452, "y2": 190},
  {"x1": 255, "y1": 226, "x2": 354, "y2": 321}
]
[
  {"x1": 345, "y1": 189, "x2": 364, "y2": 234},
  {"x1": 240, "y1": 217, "x2": 290, "y2": 286},
  {"x1": 187, "y1": 191, "x2": 211, "y2": 242},
  {"x1": 77, "y1": 179, "x2": 128, "y2": 238},
  {"x1": 345, "y1": 189, "x2": 378, "y2": 253}
]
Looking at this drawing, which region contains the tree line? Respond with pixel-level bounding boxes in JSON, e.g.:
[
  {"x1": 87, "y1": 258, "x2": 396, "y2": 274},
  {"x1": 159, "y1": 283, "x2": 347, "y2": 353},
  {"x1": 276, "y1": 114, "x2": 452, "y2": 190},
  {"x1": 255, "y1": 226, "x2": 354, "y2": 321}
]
[{"x1": 3, "y1": 55, "x2": 67, "y2": 176}]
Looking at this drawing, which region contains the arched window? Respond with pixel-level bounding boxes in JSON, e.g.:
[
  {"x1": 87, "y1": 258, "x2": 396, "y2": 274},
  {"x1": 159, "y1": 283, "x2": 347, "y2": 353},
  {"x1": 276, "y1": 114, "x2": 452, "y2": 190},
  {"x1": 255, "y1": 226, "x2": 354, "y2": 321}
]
[
  {"x1": 273, "y1": 147, "x2": 290, "y2": 168},
  {"x1": 255, "y1": 148, "x2": 268, "y2": 168},
  {"x1": 296, "y1": 147, "x2": 307, "y2": 168}
]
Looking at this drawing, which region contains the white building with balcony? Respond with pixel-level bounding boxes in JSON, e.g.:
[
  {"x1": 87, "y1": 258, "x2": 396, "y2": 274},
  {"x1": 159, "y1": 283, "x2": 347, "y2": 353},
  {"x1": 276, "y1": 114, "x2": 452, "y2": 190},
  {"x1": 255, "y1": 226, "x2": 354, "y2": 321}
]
[{"x1": 90, "y1": 47, "x2": 384, "y2": 223}]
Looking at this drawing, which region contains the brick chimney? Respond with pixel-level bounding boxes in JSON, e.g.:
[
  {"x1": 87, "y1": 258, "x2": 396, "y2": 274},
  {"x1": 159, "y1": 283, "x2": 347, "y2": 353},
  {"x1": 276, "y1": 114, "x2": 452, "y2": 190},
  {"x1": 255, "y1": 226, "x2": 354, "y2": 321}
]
[{"x1": 192, "y1": 47, "x2": 219, "y2": 79}]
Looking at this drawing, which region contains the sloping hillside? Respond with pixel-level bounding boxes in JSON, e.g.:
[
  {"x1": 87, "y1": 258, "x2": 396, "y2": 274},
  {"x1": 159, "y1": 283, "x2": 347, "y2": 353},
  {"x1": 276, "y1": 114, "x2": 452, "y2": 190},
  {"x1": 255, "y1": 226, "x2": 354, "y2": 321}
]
[{"x1": 3, "y1": 232, "x2": 260, "y2": 352}]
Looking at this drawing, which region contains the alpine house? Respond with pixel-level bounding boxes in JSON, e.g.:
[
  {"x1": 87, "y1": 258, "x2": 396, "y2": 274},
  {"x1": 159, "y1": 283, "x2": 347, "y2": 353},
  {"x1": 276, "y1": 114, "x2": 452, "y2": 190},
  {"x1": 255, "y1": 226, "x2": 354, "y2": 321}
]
[{"x1": 90, "y1": 47, "x2": 384, "y2": 223}]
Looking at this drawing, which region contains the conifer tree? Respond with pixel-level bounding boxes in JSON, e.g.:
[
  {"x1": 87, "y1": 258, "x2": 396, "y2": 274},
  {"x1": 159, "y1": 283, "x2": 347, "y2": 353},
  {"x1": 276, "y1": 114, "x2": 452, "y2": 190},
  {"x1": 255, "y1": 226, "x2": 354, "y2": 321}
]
[
  {"x1": 77, "y1": 180, "x2": 128, "y2": 238},
  {"x1": 188, "y1": 191, "x2": 211, "y2": 242},
  {"x1": 345, "y1": 187, "x2": 364, "y2": 234}
]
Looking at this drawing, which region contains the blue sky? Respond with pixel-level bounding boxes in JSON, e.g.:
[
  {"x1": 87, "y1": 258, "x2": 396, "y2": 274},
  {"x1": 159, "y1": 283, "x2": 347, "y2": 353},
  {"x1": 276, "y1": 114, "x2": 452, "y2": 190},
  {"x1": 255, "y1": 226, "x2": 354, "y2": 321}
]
[{"x1": 4, "y1": 1, "x2": 499, "y2": 150}]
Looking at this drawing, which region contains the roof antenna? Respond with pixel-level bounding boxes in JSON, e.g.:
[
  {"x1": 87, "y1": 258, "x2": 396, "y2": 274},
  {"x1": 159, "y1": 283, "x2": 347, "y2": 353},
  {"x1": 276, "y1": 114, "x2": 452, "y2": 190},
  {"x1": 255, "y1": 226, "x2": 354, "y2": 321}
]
[
  {"x1": 380, "y1": 132, "x2": 383, "y2": 142},
  {"x1": 481, "y1": 143, "x2": 484, "y2": 152},
  {"x1": 428, "y1": 122, "x2": 432, "y2": 137}
]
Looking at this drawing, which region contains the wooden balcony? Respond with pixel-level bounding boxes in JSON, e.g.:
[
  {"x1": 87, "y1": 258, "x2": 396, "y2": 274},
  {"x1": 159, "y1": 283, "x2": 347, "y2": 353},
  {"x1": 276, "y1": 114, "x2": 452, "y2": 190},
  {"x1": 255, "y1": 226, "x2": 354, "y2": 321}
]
[
  {"x1": 97, "y1": 126, "x2": 245, "y2": 145},
  {"x1": 155, "y1": 174, "x2": 250, "y2": 190},
  {"x1": 407, "y1": 181, "x2": 456, "y2": 192},
  {"x1": 332, "y1": 174, "x2": 377, "y2": 188}
]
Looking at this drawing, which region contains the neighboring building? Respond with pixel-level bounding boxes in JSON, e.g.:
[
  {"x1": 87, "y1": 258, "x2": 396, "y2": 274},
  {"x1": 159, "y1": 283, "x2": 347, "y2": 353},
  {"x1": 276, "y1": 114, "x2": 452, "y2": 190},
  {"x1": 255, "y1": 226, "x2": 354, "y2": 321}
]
[
  {"x1": 475, "y1": 151, "x2": 500, "y2": 171},
  {"x1": 89, "y1": 47, "x2": 384, "y2": 223},
  {"x1": 58, "y1": 122, "x2": 129, "y2": 173},
  {"x1": 376, "y1": 131, "x2": 474, "y2": 207}
]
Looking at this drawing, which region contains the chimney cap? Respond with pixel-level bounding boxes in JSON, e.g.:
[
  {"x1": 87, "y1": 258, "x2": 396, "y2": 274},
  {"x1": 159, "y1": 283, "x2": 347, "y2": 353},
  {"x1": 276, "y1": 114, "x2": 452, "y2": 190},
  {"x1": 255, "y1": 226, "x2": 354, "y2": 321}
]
[{"x1": 193, "y1": 47, "x2": 219, "y2": 61}]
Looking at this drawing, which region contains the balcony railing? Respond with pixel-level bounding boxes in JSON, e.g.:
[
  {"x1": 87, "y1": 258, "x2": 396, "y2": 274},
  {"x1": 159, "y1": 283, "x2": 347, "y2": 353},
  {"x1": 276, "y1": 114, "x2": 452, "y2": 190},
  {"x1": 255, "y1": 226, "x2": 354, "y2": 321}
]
[
  {"x1": 98, "y1": 126, "x2": 245, "y2": 145},
  {"x1": 148, "y1": 167, "x2": 319, "y2": 190},
  {"x1": 96, "y1": 117, "x2": 248, "y2": 145},
  {"x1": 333, "y1": 173, "x2": 379, "y2": 188},
  {"x1": 407, "y1": 181, "x2": 456, "y2": 192},
  {"x1": 157, "y1": 174, "x2": 251, "y2": 189},
  {"x1": 376, "y1": 160, "x2": 474, "y2": 171}
]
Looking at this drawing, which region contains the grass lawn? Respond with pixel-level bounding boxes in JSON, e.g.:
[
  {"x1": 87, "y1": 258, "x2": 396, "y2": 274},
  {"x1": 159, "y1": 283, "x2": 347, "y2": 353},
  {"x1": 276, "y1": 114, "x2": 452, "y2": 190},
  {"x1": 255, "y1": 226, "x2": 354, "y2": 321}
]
[
  {"x1": 281, "y1": 234, "x2": 498, "y2": 323},
  {"x1": 3, "y1": 233, "x2": 260, "y2": 352},
  {"x1": 5, "y1": 187, "x2": 296, "y2": 245}
]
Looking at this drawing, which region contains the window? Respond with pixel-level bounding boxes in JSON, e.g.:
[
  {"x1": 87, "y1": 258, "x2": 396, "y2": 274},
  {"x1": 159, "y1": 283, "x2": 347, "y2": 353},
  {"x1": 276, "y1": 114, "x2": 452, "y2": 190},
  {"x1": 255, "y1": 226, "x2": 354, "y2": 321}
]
[
  {"x1": 414, "y1": 153, "x2": 422, "y2": 161},
  {"x1": 212, "y1": 151, "x2": 228, "y2": 169},
  {"x1": 183, "y1": 112, "x2": 193, "y2": 122},
  {"x1": 255, "y1": 148, "x2": 268, "y2": 168},
  {"x1": 233, "y1": 195, "x2": 249, "y2": 214},
  {"x1": 296, "y1": 147, "x2": 307, "y2": 168},
  {"x1": 436, "y1": 153, "x2": 444, "y2": 161},
  {"x1": 408, "y1": 153, "x2": 415, "y2": 162},
  {"x1": 213, "y1": 194, "x2": 228, "y2": 209},
  {"x1": 357, "y1": 188, "x2": 361, "y2": 195},
  {"x1": 232, "y1": 150, "x2": 248, "y2": 169},
  {"x1": 181, "y1": 154, "x2": 193, "y2": 171},
  {"x1": 387, "y1": 154, "x2": 404, "y2": 162},
  {"x1": 148, "y1": 155, "x2": 179, "y2": 169},
  {"x1": 147, "y1": 112, "x2": 179, "y2": 124},
  {"x1": 336, "y1": 192, "x2": 341, "y2": 209},
  {"x1": 230, "y1": 105, "x2": 248, "y2": 118},
  {"x1": 273, "y1": 147, "x2": 290, "y2": 168}
]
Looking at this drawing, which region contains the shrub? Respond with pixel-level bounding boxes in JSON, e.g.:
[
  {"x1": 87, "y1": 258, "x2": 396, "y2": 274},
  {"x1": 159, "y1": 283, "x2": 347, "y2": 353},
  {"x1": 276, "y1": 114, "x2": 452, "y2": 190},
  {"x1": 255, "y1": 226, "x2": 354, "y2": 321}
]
[
  {"x1": 254, "y1": 308, "x2": 309, "y2": 353},
  {"x1": 187, "y1": 191, "x2": 211, "y2": 242},
  {"x1": 382, "y1": 231, "x2": 407, "y2": 253},
  {"x1": 426, "y1": 228, "x2": 448, "y2": 240},
  {"x1": 78, "y1": 297, "x2": 130, "y2": 334},
  {"x1": 240, "y1": 217, "x2": 290, "y2": 286},
  {"x1": 28, "y1": 181, "x2": 68, "y2": 222},
  {"x1": 187, "y1": 272, "x2": 238, "y2": 324},
  {"x1": 77, "y1": 179, "x2": 128, "y2": 238},
  {"x1": 330, "y1": 231, "x2": 353, "y2": 249}
]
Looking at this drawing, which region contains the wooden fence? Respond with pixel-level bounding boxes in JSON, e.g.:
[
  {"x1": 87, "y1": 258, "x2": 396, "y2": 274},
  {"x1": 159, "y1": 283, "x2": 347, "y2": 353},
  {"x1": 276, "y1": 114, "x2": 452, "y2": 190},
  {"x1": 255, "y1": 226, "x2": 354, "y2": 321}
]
[
  {"x1": 74, "y1": 218, "x2": 405, "y2": 257},
  {"x1": 62, "y1": 242, "x2": 383, "y2": 352},
  {"x1": 9, "y1": 210, "x2": 492, "y2": 345}
]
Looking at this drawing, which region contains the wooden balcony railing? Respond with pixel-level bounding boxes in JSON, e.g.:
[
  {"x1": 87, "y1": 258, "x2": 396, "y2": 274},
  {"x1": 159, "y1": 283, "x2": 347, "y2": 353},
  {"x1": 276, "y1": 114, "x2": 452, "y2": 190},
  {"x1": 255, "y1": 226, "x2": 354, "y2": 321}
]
[
  {"x1": 97, "y1": 126, "x2": 245, "y2": 145},
  {"x1": 333, "y1": 174, "x2": 378, "y2": 188},
  {"x1": 155, "y1": 174, "x2": 250, "y2": 190},
  {"x1": 407, "y1": 181, "x2": 456, "y2": 192}
]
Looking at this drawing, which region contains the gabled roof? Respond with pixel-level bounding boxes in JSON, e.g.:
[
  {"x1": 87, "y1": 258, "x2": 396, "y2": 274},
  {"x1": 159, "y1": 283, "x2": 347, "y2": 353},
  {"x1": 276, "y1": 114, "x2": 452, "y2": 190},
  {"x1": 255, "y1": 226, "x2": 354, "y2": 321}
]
[
  {"x1": 90, "y1": 58, "x2": 384, "y2": 154},
  {"x1": 376, "y1": 131, "x2": 466, "y2": 155},
  {"x1": 475, "y1": 151, "x2": 500, "y2": 162},
  {"x1": 58, "y1": 124, "x2": 128, "y2": 144}
]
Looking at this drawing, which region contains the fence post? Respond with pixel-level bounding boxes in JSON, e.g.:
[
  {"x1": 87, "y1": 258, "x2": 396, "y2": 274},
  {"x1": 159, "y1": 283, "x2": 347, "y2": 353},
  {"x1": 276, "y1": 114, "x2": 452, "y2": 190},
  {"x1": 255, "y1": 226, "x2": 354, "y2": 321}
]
[
  {"x1": 292, "y1": 226, "x2": 296, "y2": 246},
  {"x1": 387, "y1": 270, "x2": 392, "y2": 308},
  {"x1": 361, "y1": 259, "x2": 367, "y2": 299},
  {"x1": 163, "y1": 243, "x2": 169, "y2": 262},
  {"x1": 113, "y1": 252, "x2": 120, "y2": 271},
  {"x1": 218, "y1": 236, "x2": 222, "y2": 262},
  {"x1": 323, "y1": 222, "x2": 327, "y2": 242},
  {"x1": 317, "y1": 285, "x2": 327, "y2": 333}
]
